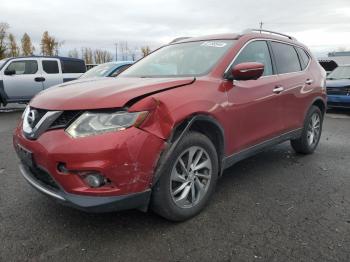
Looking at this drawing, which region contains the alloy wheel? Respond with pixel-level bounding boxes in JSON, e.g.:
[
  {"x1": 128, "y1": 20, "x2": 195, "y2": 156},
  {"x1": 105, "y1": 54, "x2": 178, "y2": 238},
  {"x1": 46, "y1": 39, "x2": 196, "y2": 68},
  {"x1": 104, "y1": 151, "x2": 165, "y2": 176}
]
[
  {"x1": 307, "y1": 113, "x2": 321, "y2": 146},
  {"x1": 170, "y1": 146, "x2": 212, "y2": 208}
]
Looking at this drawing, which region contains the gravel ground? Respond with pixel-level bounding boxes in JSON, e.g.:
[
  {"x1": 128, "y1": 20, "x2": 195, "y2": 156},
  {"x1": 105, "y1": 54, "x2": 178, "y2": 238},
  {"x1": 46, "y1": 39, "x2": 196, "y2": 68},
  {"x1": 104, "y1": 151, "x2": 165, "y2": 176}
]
[{"x1": 0, "y1": 107, "x2": 349, "y2": 262}]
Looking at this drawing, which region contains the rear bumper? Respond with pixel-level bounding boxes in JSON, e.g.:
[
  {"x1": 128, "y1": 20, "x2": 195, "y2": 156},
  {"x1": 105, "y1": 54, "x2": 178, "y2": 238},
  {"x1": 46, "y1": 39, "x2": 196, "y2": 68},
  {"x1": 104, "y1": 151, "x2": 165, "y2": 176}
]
[{"x1": 19, "y1": 163, "x2": 151, "y2": 213}]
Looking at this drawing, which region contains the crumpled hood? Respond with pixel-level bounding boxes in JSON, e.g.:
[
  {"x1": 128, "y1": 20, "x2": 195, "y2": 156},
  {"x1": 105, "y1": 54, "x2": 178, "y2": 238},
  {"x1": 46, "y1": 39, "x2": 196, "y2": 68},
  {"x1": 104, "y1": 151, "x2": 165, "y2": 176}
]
[
  {"x1": 326, "y1": 79, "x2": 350, "y2": 88},
  {"x1": 30, "y1": 77, "x2": 195, "y2": 110}
]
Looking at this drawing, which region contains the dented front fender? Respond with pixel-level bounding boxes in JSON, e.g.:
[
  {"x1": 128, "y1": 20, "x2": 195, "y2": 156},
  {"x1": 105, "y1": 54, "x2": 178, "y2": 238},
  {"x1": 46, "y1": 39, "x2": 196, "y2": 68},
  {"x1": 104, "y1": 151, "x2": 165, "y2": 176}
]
[{"x1": 128, "y1": 96, "x2": 175, "y2": 140}]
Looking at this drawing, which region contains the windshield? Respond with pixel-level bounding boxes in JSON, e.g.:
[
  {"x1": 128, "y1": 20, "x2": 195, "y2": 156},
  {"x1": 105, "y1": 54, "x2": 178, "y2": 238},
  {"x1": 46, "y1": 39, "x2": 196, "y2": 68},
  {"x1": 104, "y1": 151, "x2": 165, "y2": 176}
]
[
  {"x1": 80, "y1": 63, "x2": 118, "y2": 79},
  {"x1": 327, "y1": 66, "x2": 350, "y2": 80},
  {"x1": 121, "y1": 40, "x2": 235, "y2": 77}
]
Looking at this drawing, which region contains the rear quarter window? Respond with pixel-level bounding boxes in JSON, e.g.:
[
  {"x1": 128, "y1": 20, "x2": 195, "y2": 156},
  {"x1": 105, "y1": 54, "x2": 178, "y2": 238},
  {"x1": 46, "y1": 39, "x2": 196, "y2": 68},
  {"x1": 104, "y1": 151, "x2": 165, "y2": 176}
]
[
  {"x1": 271, "y1": 42, "x2": 301, "y2": 74},
  {"x1": 296, "y1": 47, "x2": 310, "y2": 70},
  {"x1": 61, "y1": 60, "x2": 86, "y2": 73}
]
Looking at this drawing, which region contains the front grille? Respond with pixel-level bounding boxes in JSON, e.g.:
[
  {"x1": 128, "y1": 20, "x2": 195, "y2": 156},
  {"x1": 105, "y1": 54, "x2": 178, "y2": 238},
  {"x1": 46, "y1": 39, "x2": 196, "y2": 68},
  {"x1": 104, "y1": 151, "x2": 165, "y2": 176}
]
[
  {"x1": 32, "y1": 109, "x2": 48, "y2": 127},
  {"x1": 29, "y1": 165, "x2": 60, "y2": 190},
  {"x1": 327, "y1": 87, "x2": 350, "y2": 96},
  {"x1": 49, "y1": 110, "x2": 82, "y2": 129},
  {"x1": 29, "y1": 107, "x2": 81, "y2": 130}
]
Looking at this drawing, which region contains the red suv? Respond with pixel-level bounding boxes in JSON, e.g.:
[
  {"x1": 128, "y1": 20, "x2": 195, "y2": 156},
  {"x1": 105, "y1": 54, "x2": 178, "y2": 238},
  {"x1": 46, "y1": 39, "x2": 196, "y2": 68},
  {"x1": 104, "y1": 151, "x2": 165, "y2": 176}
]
[{"x1": 13, "y1": 29, "x2": 327, "y2": 221}]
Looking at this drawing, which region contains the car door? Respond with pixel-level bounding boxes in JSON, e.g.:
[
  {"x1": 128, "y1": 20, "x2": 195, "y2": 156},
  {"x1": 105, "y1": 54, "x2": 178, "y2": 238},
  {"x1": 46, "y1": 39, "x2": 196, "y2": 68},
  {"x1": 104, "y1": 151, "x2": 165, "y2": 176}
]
[
  {"x1": 225, "y1": 40, "x2": 284, "y2": 152},
  {"x1": 40, "y1": 58, "x2": 63, "y2": 89},
  {"x1": 2, "y1": 59, "x2": 44, "y2": 101},
  {"x1": 270, "y1": 42, "x2": 313, "y2": 132}
]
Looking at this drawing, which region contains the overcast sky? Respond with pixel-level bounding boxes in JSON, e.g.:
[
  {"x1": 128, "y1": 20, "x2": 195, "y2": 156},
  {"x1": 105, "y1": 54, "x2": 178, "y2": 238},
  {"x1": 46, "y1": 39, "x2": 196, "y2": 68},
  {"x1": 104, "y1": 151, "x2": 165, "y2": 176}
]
[{"x1": 1, "y1": 0, "x2": 350, "y2": 57}]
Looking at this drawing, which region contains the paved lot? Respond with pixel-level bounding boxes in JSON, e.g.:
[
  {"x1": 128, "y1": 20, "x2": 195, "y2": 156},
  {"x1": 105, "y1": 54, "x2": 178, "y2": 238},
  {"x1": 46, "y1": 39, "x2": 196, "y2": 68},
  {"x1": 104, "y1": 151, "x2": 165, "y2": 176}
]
[{"x1": 0, "y1": 106, "x2": 349, "y2": 262}]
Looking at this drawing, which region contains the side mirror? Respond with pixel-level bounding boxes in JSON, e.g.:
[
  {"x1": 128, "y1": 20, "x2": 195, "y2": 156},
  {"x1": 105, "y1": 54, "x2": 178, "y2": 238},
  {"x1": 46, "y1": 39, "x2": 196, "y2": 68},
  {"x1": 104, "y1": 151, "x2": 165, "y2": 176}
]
[
  {"x1": 232, "y1": 62, "x2": 264, "y2": 81},
  {"x1": 4, "y1": 69, "x2": 16, "y2": 76}
]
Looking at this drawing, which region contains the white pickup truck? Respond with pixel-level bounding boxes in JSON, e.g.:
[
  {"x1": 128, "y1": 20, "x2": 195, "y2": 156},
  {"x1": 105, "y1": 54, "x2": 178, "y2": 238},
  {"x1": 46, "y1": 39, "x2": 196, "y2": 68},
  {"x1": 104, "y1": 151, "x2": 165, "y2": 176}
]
[{"x1": 0, "y1": 56, "x2": 86, "y2": 106}]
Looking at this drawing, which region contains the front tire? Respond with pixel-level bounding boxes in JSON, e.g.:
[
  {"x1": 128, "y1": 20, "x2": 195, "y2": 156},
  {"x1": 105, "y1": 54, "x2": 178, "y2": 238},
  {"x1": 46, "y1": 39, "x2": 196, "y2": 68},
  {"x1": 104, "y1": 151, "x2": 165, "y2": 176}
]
[
  {"x1": 151, "y1": 132, "x2": 218, "y2": 221},
  {"x1": 291, "y1": 105, "x2": 323, "y2": 154}
]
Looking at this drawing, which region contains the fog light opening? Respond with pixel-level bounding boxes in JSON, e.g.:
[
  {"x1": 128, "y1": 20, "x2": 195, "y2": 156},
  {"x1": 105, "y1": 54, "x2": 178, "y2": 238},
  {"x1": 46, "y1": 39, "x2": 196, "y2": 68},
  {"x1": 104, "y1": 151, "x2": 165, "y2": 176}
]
[
  {"x1": 57, "y1": 162, "x2": 69, "y2": 174},
  {"x1": 82, "y1": 173, "x2": 107, "y2": 188}
]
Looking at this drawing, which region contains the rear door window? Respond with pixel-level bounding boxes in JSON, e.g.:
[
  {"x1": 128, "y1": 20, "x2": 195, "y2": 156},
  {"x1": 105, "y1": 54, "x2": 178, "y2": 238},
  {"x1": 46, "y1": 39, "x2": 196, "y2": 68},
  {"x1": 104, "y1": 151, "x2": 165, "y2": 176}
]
[
  {"x1": 271, "y1": 42, "x2": 301, "y2": 74},
  {"x1": 6, "y1": 60, "x2": 38, "y2": 75},
  {"x1": 42, "y1": 60, "x2": 59, "y2": 74},
  {"x1": 61, "y1": 60, "x2": 86, "y2": 73},
  {"x1": 232, "y1": 40, "x2": 273, "y2": 76}
]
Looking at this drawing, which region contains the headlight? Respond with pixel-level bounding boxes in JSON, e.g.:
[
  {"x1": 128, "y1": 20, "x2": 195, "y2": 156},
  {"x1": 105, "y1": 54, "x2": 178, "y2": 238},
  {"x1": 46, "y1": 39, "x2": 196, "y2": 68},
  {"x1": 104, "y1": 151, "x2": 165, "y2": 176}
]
[
  {"x1": 22, "y1": 105, "x2": 30, "y2": 119},
  {"x1": 66, "y1": 111, "x2": 148, "y2": 138}
]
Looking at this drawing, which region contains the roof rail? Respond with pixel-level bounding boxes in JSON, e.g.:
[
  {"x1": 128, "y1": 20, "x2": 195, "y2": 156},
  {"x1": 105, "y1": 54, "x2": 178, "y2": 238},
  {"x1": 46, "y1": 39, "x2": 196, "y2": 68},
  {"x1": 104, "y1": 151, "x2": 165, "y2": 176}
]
[
  {"x1": 169, "y1": 37, "x2": 192, "y2": 44},
  {"x1": 243, "y1": 29, "x2": 296, "y2": 40}
]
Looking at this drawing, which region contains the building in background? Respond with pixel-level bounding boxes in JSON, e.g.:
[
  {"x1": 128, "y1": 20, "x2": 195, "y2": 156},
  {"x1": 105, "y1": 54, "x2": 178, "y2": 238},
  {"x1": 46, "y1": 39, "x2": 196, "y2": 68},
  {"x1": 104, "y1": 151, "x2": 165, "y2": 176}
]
[{"x1": 319, "y1": 51, "x2": 350, "y2": 75}]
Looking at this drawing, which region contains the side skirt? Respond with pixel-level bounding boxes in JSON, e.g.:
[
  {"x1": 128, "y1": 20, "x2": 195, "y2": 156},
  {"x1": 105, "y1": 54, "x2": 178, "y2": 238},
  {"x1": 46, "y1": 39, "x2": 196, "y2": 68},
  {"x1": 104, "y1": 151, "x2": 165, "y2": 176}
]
[{"x1": 222, "y1": 128, "x2": 302, "y2": 170}]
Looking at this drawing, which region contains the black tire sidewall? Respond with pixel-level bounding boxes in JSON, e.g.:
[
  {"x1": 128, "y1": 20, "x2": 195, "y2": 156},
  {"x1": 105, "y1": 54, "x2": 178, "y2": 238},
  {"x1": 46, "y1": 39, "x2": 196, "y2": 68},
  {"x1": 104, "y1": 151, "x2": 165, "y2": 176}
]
[
  {"x1": 152, "y1": 132, "x2": 219, "y2": 221},
  {"x1": 301, "y1": 106, "x2": 323, "y2": 153}
]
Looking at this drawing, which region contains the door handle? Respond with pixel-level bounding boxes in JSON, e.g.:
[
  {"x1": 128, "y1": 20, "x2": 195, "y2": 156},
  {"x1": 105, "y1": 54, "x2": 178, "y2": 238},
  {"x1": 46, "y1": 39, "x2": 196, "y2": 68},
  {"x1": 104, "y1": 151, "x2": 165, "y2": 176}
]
[
  {"x1": 273, "y1": 86, "x2": 284, "y2": 94},
  {"x1": 34, "y1": 77, "x2": 45, "y2": 82},
  {"x1": 305, "y1": 79, "x2": 314, "y2": 85}
]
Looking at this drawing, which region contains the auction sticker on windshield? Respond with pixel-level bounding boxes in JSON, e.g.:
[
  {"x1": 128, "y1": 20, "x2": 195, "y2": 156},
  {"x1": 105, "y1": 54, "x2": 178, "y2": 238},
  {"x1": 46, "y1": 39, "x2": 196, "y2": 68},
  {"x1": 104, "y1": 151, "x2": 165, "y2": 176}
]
[{"x1": 200, "y1": 41, "x2": 227, "y2": 48}]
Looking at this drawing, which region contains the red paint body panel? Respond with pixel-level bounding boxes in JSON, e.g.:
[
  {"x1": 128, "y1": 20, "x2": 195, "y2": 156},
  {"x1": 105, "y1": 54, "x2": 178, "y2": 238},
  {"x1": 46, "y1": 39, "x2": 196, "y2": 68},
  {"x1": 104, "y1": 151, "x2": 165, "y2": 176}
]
[
  {"x1": 13, "y1": 32, "x2": 327, "y2": 208},
  {"x1": 30, "y1": 77, "x2": 195, "y2": 110},
  {"x1": 14, "y1": 123, "x2": 165, "y2": 196},
  {"x1": 225, "y1": 75, "x2": 284, "y2": 152}
]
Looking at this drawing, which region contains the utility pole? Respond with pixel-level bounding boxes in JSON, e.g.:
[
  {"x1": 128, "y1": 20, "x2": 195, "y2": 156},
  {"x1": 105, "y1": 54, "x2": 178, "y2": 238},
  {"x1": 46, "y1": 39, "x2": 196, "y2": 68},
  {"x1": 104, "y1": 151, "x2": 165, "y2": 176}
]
[
  {"x1": 259, "y1": 21, "x2": 264, "y2": 30},
  {"x1": 115, "y1": 43, "x2": 118, "y2": 61}
]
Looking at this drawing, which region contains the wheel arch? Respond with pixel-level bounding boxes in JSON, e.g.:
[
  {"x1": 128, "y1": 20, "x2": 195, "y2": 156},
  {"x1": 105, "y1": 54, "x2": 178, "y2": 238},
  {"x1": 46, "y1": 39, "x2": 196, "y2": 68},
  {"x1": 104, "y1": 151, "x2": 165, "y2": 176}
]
[
  {"x1": 151, "y1": 114, "x2": 226, "y2": 186},
  {"x1": 170, "y1": 114, "x2": 225, "y2": 163},
  {"x1": 303, "y1": 97, "x2": 326, "y2": 122},
  {"x1": 311, "y1": 97, "x2": 326, "y2": 116}
]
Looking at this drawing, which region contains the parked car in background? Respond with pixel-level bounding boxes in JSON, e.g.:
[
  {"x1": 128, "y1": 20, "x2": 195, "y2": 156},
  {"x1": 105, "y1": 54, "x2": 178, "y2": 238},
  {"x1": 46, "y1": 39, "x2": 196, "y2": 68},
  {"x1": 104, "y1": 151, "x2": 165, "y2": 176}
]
[
  {"x1": 326, "y1": 65, "x2": 350, "y2": 108},
  {"x1": 14, "y1": 29, "x2": 326, "y2": 221},
  {"x1": 79, "y1": 61, "x2": 134, "y2": 79},
  {"x1": 85, "y1": 64, "x2": 98, "y2": 71},
  {"x1": 0, "y1": 56, "x2": 86, "y2": 107}
]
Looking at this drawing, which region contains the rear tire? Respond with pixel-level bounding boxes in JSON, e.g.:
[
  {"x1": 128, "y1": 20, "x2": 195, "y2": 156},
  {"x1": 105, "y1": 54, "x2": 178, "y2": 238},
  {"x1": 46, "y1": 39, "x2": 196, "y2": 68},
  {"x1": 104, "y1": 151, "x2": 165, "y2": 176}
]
[
  {"x1": 291, "y1": 105, "x2": 323, "y2": 154},
  {"x1": 151, "y1": 132, "x2": 218, "y2": 221}
]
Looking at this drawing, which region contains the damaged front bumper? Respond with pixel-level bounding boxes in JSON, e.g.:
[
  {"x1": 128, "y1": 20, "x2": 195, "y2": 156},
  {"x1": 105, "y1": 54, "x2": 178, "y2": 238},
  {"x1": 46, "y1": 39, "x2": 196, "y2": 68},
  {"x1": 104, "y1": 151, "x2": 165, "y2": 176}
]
[
  {"x1": 13, "y1": 123, "x2": 166, "y2": 212},
  {"x1": 19, "y1": 163, "x2": 151, "y2": 212}
]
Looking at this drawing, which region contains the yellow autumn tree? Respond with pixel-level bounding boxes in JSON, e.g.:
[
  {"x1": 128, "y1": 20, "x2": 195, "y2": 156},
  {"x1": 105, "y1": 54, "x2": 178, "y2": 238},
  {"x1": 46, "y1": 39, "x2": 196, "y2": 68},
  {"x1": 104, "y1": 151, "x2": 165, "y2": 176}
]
[
  {"x1": 21, "y1": 33, "x2": 35, "y2": 56},
  {"x1": 40, "y1": 31, "x2": 61, "y2": 56},
  {"x1": 8, "y1": 33, "x2": 20, "y2": 57},
  {"x1": 0, "y1": 22, "x2": 9, "y2": 59},
  {"x1": 141, "y1": 46, "x2": 151, "y2": 57}
]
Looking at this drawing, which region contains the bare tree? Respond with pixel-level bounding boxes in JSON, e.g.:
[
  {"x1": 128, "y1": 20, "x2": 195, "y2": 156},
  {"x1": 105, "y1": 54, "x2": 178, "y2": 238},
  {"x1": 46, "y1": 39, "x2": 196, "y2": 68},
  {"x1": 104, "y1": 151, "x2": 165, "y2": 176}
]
[
  {"x1": 119, "y1": 41, "x2": 129, "y2": 60},
  {"x1": 0, "y1": 22, "x2": 9, "y2": 59},
  {"x1": 21, "y1": 33, "x2": 35, "y2": 56},
  {"x1": 40, "y1": 31, "x2": 61, "y2": 56},
  {"x1": 8, "y1": 33, "x2": 20, "y2": 57},
  {"x1": 141, "y1": 46, "x2": 151, "y2": 57},
  {"x1": 81, "y1": 47, "x2": 94, "y2": 64},
  {"x1": 130, "y1": 47, "x2": 139, "y2": 61},
  {"x1": 94, "y1": 49, "x2": 113, "y2": 64},
  {"x1": 68, "y1": 48, "x2": 79, "y2": 58}
]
